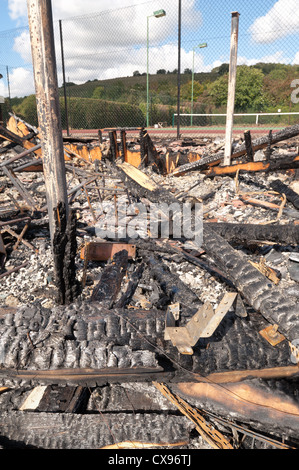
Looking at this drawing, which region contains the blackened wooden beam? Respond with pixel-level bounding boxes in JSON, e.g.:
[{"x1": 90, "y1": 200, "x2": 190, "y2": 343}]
[
  {"x1": 244, "y1": 130, "x2": 254, "y2": 161},
  {"x1": 91, "y1": 249, "x2": 128, "y2": 305},
  {"x1": 0, "y1": 410, "x2": 192, "y2": 449},
  {"x1": 0, "y1": 124, "x2": 30, "y2": 147},
  {"x1": 204, "y1": 153, "x2": 299, "y2": 177},
  {"x1": 265, "y1": 129, "x2": 273, "y2": 161},
  {"x1": 206, "y1": 222, "x2": 299, "y2": 245},
  {"x1": 270, "y1": 179, "x2": 299, "y2": 210},
  {"x1": 202, "y1": 224, "x2": 299, "y2": 342},
  {"x1": 173, "y1": 378, "x2": 299, "y2": 444},
  {"x1": 171, "y1": 123, "x2": 299, "y2": 176},
  {"x1": 116, "y1": 162, "x2": 299, "y2": 342},
  {"x1": 114, "y1": 262, "x2": 144, "y2": 308},
  {"x1": 0, "y1": 297, "x2": 296, "y2": 403}
]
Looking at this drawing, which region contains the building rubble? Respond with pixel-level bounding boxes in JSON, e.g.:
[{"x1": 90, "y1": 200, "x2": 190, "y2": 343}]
[{"x1": 0, "y1": 115, "x2": 299, "y2": 450}]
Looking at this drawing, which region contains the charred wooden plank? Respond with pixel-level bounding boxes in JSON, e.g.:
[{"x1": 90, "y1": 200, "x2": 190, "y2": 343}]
[
  {"x1": 19, "y1": 385, "x2": 89, "y2": 413},
  {"x1": 0, "y1": 411, "x2": 193, "y2": 449},
  {"x1": 202, "y1": 224, "x2": 299, "y2": 342},
  {"x1": 270, "y1": 179, "x2": 299, "y2": 210},
  {"x1": 244, "y1": 130, "x2": 254, "y2": 161},
  {"x1": 0, "y1": 124, "x2": 29, "y2": 146},
  {"x1": 204, "y1": 154, "x2": 299, "y2": 177},
  {"x1": 115, "y1": 162, "x2": 299, "y2": 342},
  {"x1": 0, "y1": 301, "x2": 294, "y2": 388},
  {"x1": 206, "y1": 222, "x2": 299, "y2": 245},
  {"x1": 143, "y1": 253, "x2": 202, "y2": 316},
  {"x1": 91, "y1": 249, "x2": 128, "y2": 305},
  {"x1": 114, "y1": 262, "x2": 144, "y2": 308},
  {"x1": 170, "y1": 123, "x2": 299, "y2": 176},
  {"x1": 173, "y1": 377, "x2": 299, "y2": 443}
]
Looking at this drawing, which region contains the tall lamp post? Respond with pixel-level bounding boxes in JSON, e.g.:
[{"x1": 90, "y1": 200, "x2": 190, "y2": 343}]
[
  {"x1": 146, "y1": 9, "x2": 166, "y2": 128},
  {"x1": 191, "y1": 42, "x2": 207, "y2": 127}
]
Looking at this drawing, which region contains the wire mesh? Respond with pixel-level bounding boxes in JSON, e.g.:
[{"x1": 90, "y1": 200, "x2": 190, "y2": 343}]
[{"x1": 0, "y1": 0, "x2": 299, "y2": 136}]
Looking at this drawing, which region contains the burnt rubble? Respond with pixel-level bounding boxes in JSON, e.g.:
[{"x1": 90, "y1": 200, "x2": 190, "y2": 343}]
[{"x1": 0, "y1": 116, "x2": 299, "y2": 450}]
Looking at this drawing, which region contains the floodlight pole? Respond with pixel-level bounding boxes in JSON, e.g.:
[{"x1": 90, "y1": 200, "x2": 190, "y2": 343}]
[
  {"x1": 224, "y1": 11, "x2": 240, "y2": 166},
  {"x1": 146, "y1": 9, "x2": 166, "y2": 128},
  {"x1": 177, "y1": 0, "x2": 181, "y2": 139},
  {"x1": 191, "y1": 43, "x2": 207, "y2": 127}
]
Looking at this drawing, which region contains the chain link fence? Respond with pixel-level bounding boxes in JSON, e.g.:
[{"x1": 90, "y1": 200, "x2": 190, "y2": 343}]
[{"x1": 1, "y1": 0, "x2": 299, "y2": 136}]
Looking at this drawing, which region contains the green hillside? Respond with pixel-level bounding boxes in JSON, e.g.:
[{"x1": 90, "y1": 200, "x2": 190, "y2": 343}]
[{"x1": 7, "y1": 63, "x2": 299, "y2": 129}]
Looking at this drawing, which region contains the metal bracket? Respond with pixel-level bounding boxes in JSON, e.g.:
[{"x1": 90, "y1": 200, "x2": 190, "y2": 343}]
[
  {"x1": 165, "y1": 292, "x2": 239, "y2": 355},
  {"x1": 259, "y1": 324, "x2": 285, "y2": 346}
]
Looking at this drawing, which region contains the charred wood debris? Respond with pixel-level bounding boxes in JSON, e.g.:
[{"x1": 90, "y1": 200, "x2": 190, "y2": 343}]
[{"x1": 0, "y1": 114, "x2": 299, "y2": 450}]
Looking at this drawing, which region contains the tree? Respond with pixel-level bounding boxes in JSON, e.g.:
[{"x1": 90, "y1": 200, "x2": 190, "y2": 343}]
[
  {"x1": 157, "y1": 69, "x2": 166, "y2": 74},
  {"x1": 133, "y1": 70, "x2": 141, "y2": 76},
  {"x1": 181, "y1": 80, "x2": 204, "y2": 101},
  {"x1": 218, "y1": 63, "x2": 229, "y2": 76},
  {"x1": 209, "y1": 66, "x2": 266, "y2": 111},
  {"x1": 184, "y1": 68, "x2": 192, "y2": 74},
  {"x1": 92, "y1": 86, "x2": 105, "y2": 99}
]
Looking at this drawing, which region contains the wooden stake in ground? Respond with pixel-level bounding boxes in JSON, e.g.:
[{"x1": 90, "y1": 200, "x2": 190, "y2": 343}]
[
  {"x1": 27, "y1": 0, "x2": 69, "y2": 240},
  {"x1": 224, "y1": 12, "x2": 240, "y2": 166},
  {"x1": 27, "y1": 0, "x2": 75, "y2": 304}
]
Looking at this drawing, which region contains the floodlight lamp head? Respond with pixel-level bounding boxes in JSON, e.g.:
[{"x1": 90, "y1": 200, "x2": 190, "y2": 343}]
[{"x1": 153, "y1": 9, "x2": 166, "y2": 18}]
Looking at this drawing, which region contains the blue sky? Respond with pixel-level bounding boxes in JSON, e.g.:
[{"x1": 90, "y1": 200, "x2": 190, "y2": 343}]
[{"x1": 0, "y1": 0, "x2": 298, "y2": 97}]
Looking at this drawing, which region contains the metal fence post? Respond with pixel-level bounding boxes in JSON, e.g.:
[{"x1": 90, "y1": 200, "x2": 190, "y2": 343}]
[
  {"x1": 59, "y1": 19, "x2": 70, "y2": 137},
  {"x1": 224, "y1": 11, "x2": 240, "y2": 166},
  {"x1": 27, "y1": 0, "x2": 69, "y2": 242},
  {"x1": 177, "y1": 0, "x2": 182, "y2": 139}
]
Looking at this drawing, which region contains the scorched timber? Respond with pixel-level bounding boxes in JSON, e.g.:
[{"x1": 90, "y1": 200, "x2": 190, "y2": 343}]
[
  {"x1": 0, "y1": 301, "x2": 297, "y2": 388},
  {"x1": 170, "y1": 123, "x2": 299, "y2": 176},
  {"x1": 0, "y1": 411, "x2": 193, "y2": 449},
  {"x1": 115, "y1": 162, "x2": 299, "y2": 342},
  {"x1": 270, "y1": 179, "x2": 299, "y2": 210},
  {"x1": 206, "y1": 222, "x2": 299, "y2": 245}
]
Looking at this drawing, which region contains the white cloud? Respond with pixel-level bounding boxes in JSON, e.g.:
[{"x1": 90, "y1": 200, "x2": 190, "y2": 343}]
[
  {"x1": 238, "y1": 50, "x2": 291, "y2": 66},
  {"x1": 8, "y1": 0, "x2": 27, "y2": 22},
  {"x1": 9, "y1": 0, "x2": 204, "y2": 92},
  {"x1": 60, "y1": 44, "x2": 207, "y2": 84},
  {"x1": 13, "y1": 30, "x2": 31, "y2": 63},
  {"x1": 249, "y1": 0, "x2": 299, "y2": 43},
  {"x1": 8, "y1": 67, "x2": 34, "y2": 97},
  {"x1": 293, "y1": 52, "x2": 299, "y2": 65}
]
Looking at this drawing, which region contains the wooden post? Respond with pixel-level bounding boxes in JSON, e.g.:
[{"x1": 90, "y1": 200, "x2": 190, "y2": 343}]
[
  {"x1": 27, "y1": 1, "x2": 77, "y2": 305},
  {"x1": 27, "y1": 0, "x2": 69, "y2": 243},
  {"x1": 224, "y1": 12, "x2": 240, "y2": 166}
]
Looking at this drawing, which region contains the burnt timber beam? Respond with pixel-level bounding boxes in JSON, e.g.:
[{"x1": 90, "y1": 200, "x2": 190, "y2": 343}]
[
  {"x1": 244, "y1": 130, "x2": 254, "y2": 161},
  {"x1": 143, "y1": 253, "x2": 202, "y2": 315},
  {"x1": 270, "y1": 179, "x2": 299, "y2": 210},
  {"x1": 115, "y1": 162, "x2": 299, "y2": 342},
  {"x1": 204, "y1": 154, "x2": 299, "y2": 177},
  {"x1": 0, "y1": 124, "x2": 33, "y2": 147},
  {"x1": 91, "y1": 249, "x2": 128, "y2": 305},
  {"x1": 170, "y1": 123, "x2": 299, "y2": 176},
  {"x1": 202, "y1": 225, "x2": 299, "y2": 342},
  {"x1": 0, "y1": 410, "x2": 192, "y2": 449},
  {"x1": 0, "y1": 302, "x2": 295, "y2": 386},
  {"x1": 172, "y1": 378, "x2": 299, "y2": 443},
  {"x1": 206, "y1": 222, "x2": 299, "y2": 246}
]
